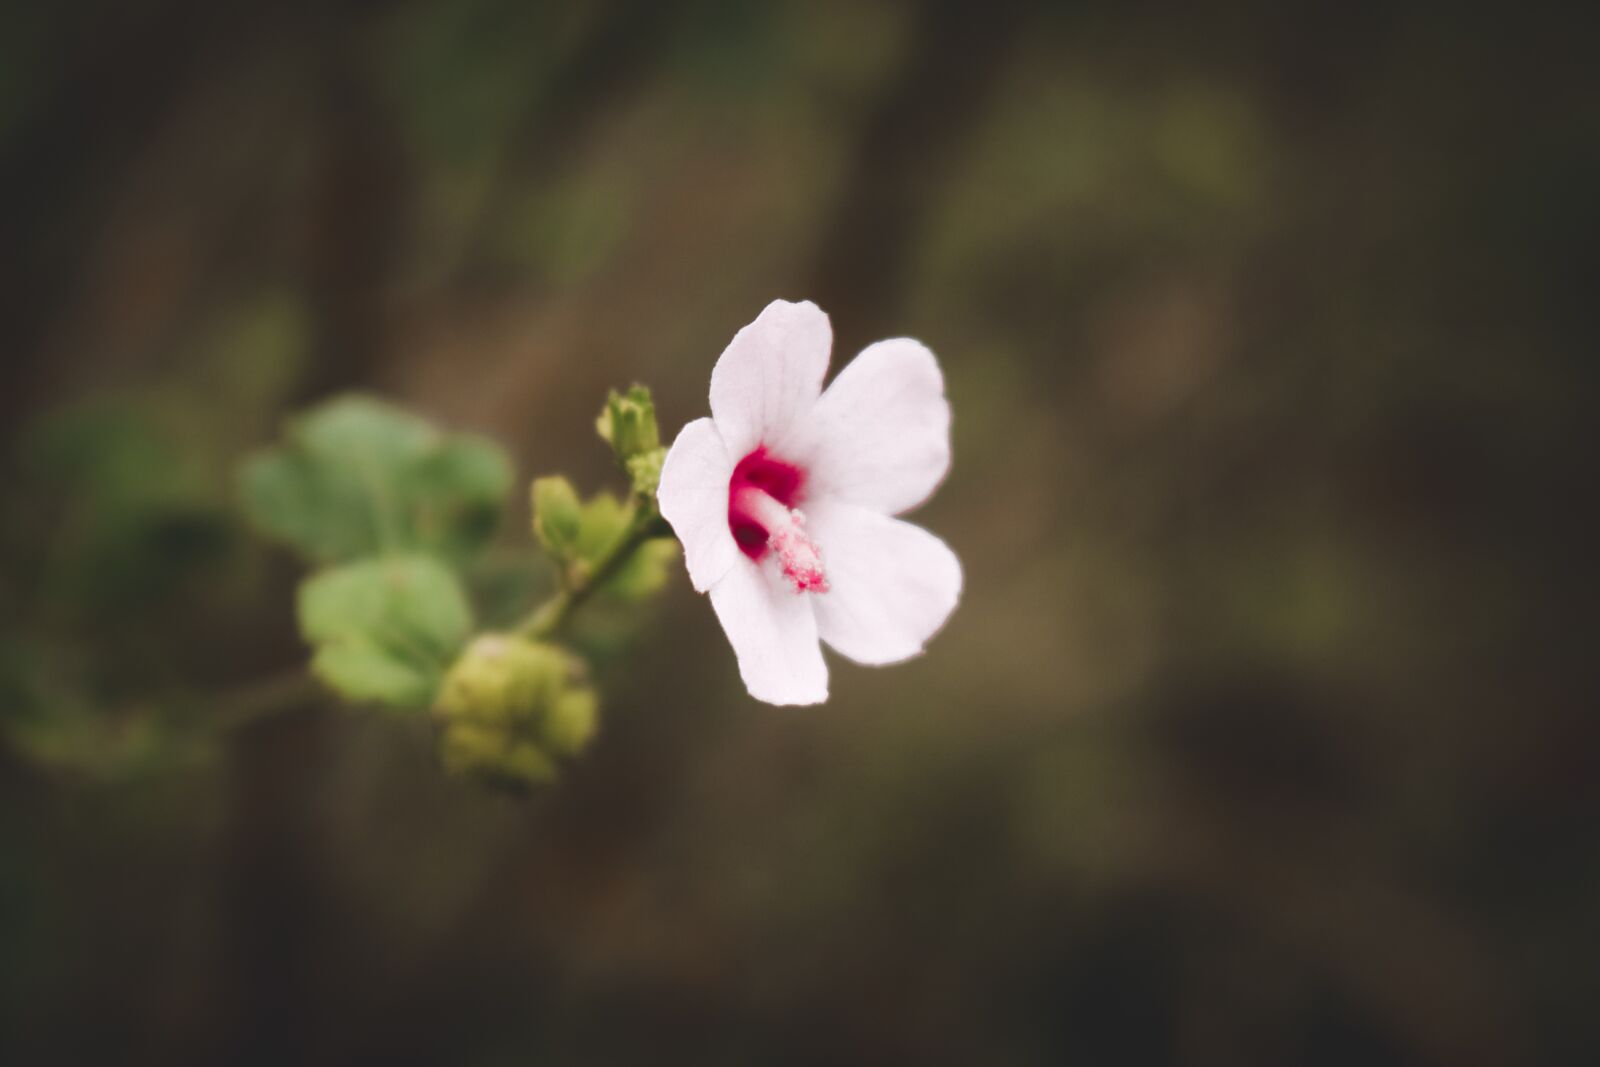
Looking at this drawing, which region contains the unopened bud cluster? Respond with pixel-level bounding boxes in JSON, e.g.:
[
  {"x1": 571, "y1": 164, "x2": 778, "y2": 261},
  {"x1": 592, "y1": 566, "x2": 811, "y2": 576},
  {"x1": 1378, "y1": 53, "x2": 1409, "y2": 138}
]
[{"x1": 434, "y1": 634, "x2": 598, "y2": 788}]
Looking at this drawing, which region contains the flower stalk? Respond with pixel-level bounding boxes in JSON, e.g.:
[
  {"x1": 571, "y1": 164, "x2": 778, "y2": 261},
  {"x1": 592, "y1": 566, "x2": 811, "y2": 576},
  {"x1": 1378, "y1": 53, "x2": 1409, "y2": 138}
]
[{"x1": 518, "y1": 494, "x2": 667, "y2": 641}]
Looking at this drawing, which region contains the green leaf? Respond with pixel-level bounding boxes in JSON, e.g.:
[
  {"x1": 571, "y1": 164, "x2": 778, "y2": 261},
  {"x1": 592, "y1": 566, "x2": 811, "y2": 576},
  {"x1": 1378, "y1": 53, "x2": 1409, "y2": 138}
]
[
  {"x1": 407, "y1": 437, "x2": 517, "y2": 558},
  {"x1": 240, "y1": 394, "x2": 513, "y2": 565},
  {"x1": 297, "y1": 555, "x2": 474, "y2": 710}
]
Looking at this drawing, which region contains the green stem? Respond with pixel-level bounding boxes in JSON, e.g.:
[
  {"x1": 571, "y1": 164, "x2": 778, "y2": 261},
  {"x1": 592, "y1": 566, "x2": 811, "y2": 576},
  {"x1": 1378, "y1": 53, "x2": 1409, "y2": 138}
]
[
  {"x1": 518, "y1": 500, "x2": 666, "y2": 641},
  {"x1": 204, "y1": 502, "x2": 669, "y2": 732}
]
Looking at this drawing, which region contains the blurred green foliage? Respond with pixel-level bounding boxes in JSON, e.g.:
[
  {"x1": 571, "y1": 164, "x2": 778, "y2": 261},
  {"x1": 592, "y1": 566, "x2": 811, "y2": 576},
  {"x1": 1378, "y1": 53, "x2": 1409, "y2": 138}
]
[
  {"x1": 1, "y1": 395, "x2": 246, "y2": 777},
  {"x1": 298, "y1": 555, "x2": 475, "y2": 712},
  {"x1": 241, "y1": 395, "x2": 513, "y2": 566}
]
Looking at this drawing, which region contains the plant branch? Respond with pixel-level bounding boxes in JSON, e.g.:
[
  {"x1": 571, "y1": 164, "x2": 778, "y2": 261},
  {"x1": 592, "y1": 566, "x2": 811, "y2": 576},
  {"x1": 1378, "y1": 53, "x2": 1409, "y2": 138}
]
[{"x1": 518, "y1": 500, "x2": 666, "y2": 641}]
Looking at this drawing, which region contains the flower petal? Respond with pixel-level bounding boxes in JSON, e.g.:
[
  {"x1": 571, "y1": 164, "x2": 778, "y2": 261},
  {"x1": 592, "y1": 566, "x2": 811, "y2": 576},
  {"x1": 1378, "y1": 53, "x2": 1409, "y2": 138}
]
[
  {"x1": 708, "y1": 559, "x2": 829, "y2": 705},
  {"x1": 807, "y1": 500, "x2": 961, "y2": 666},
  {"x1": 781, "y1": 338, "x2": 950, "y2": 516},
  {"x1": 709, "y1": 299, "x2": 832, "y2": 459},
  {"x1": 658, "y1": 417, "x2": 739, "y2": 593}
]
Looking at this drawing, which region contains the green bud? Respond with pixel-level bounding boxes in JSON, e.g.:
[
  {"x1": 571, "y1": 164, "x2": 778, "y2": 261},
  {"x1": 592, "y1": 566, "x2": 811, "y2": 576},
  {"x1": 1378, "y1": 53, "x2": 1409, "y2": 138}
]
[
  {"x1": 439, "y1": 723, "x2": 557, "y2": 786},
  {"x1": 434, "y1": 634, "x2": 599, "y2": 789},
  {"x1": 531, "y1": 476, "x2": 582, "y2": 558},
  {"x1": 625, "y1": 447, "x2": 667, "y2": 499},
  {"x1": 543, "y1": 687, "x2": 598, "y2": 756},
  {"x1": 498, "y1": 741, "x2": 562, "y2": 786},
  {"x1": 595, "y1": 384, "x2": 660, "y2": 463}
]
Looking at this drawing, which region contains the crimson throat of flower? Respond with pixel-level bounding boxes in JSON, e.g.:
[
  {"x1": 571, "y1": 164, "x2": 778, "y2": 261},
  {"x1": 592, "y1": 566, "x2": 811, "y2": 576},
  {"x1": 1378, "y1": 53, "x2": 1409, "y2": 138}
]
[{"x1": 727, "y1": 448, "x2": 829, "y2": 594}]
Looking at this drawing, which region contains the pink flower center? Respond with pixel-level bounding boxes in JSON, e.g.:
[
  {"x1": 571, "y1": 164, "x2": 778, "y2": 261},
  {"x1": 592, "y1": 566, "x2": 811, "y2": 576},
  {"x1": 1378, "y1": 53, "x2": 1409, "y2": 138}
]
[{"x1": 728, "y1": 447, "x2": 829, "y2": 593}]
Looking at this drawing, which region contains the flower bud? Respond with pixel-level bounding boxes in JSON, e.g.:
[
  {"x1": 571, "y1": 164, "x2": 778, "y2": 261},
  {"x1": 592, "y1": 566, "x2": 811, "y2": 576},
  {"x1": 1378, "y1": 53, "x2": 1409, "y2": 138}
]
[
  {"x1": 434, "y1": 634, "x2": 599, "y2": 788},
  {"x1": 531, "y1": 476, "x2": 582, "y2": 558},
  {"x1": 542, "y1": 687, "x2": 599, "y2": 756},
  {"x1": 595, "y1": 384, "x2": 660, "y2": 463},
  {"x1": 625, "y1": 447, "x2": 667, "y2": 499}
]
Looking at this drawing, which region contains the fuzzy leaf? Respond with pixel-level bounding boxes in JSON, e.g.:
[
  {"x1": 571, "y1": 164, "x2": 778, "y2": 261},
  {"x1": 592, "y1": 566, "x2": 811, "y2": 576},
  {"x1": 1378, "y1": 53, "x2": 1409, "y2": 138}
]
[
  {"x1": 298, "y1": 555, "x2": 474, "y2": 710},
  {"x1": 241, "y1": 395, "x2": 513, "y2": 565}
]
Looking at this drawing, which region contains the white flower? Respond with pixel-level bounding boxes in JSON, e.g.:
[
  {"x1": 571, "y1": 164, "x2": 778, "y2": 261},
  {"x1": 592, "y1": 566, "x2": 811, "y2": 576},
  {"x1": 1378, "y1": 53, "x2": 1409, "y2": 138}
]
[{"x1": 658, "y1": 299, "x2": 962, "y2": 705}]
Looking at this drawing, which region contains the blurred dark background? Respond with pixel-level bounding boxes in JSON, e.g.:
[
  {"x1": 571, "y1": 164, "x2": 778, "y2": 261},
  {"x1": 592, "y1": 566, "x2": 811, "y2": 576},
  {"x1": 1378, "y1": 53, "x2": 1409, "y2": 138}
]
[{"x1": 2, "y1": 1, "x2": 1597, "y2": 1064}]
